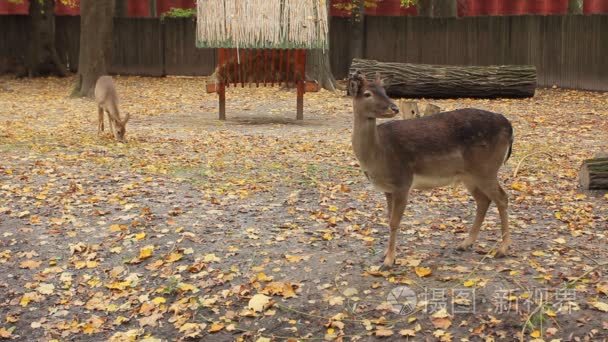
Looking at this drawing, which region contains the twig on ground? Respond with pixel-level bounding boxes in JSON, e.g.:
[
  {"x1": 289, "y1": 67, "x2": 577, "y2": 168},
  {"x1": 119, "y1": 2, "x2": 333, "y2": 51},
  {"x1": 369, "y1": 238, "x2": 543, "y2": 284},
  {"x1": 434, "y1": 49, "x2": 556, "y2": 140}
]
[{"x1": 512, "y1": 152, "x2": 552, "y2": 178}]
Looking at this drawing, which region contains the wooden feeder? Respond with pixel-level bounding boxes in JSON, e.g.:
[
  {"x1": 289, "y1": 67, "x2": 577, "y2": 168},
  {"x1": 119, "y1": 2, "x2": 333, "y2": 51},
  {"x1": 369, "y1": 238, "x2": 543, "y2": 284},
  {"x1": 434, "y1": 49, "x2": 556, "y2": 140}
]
[{"x1": 196, "y1": 0, "x2": 329, "y2": 120}]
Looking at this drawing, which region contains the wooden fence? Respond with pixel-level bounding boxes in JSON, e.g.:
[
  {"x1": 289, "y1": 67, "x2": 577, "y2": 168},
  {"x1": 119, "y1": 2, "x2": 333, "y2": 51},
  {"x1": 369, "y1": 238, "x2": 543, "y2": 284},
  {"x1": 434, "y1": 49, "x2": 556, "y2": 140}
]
[{"x1": 0, "y1": 15, "x2": 606, "y2": 91}]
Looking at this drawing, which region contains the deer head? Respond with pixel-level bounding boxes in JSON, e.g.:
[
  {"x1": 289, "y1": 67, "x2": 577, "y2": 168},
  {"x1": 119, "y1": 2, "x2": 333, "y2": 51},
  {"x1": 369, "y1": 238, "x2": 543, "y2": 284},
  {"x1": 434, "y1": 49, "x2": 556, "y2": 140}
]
[
  {"x1": 348, "y1": 71, "x2": 399, "y2": 119},
  {"x1": 114, "y1": 111, "x2": 130, "y2": 142}
]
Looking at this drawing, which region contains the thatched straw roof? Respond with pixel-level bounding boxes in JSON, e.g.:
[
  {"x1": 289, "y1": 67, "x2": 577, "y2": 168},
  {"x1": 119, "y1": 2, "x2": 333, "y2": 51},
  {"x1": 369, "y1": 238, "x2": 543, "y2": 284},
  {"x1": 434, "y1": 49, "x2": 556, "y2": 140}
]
[{"x1": 196, "y1": 0, "x2": 329, "y2": 50}]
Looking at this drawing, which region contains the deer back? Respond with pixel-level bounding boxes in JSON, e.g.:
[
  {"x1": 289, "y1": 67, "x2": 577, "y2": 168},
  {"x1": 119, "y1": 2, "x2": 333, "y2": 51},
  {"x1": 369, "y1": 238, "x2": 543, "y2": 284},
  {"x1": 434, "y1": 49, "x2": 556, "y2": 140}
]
[
  {"x1": 94, "y1": 76, "x2": 120, "y2": 119},
  {"x1": 377, "y1": 108, "x2": 513, "y2": 181}
]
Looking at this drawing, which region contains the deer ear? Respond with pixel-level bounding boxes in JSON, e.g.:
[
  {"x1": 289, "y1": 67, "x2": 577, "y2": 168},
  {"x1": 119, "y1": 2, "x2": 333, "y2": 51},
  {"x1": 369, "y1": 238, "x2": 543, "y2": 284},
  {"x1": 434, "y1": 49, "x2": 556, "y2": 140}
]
[
  {"x1": 374, "y1": 72, "x2": 384, "y2": 86},
  {"x1": 348, "y1": 70, "x2": 365, "y2": 97}
]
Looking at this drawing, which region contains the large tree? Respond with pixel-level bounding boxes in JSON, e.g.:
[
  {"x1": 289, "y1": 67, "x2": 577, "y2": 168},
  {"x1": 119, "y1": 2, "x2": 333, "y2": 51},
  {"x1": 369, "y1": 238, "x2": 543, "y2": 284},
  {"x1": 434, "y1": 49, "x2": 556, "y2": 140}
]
[
  {"x1": 311, "y1": 0, "x2": 419, "y2": 91},
  {"x1": 5, "y1": 0, "x2": 68, "y2": 77},
  {"x1": 72, "y1": 0, "x2": 115, "y2": 97},
  {"x1": 306, "y1": 0, "x2": 337, "y2": 91}
]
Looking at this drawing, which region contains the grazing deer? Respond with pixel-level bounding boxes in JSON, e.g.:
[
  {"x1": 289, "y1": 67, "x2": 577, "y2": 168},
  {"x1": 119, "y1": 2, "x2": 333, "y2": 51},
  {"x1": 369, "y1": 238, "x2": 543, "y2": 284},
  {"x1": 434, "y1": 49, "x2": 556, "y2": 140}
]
[
  {"x1": 95, "y1": 76, "x2": 129, "y2": 142},
  {"x1": 348, "y1": 71, "x2": 513, "y2": 268}
]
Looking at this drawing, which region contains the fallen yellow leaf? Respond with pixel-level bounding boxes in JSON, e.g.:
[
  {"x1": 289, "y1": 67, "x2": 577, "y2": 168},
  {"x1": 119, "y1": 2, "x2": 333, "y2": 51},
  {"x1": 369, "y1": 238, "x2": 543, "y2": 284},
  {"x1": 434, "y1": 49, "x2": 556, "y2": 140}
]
[
  {"x1": 248, "y1": 294, "x2": 271, "y2": 312},
  {"x1": 138, "y1": 245, "x2": 154, "y2": 260},
  {"x1": 208, "y1": 323, "x2": 224, "y2": 333},
  {"x1": 589, "y1": 301, "x2": 608, "y2": 312},
  {"x1": 414, "y1": 267, "x2": 432, "y2": 278}
]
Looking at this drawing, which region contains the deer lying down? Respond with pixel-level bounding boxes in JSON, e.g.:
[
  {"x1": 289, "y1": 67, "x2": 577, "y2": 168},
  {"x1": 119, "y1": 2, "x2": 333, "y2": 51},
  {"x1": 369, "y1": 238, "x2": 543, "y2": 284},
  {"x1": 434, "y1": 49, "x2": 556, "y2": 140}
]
[
  {"x1": 348, "y1": 72, "x2": 514, "y2": 268},
  {"x1": 95, "y1": 76, "x2": 129, "y2": 142}
]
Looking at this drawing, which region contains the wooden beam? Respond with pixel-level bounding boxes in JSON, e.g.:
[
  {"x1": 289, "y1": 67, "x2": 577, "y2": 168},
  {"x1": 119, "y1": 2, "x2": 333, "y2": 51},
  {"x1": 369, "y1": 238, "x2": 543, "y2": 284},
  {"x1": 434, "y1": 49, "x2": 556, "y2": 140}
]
[{"x1": 218, "y1": 82, "x2": 226, "y2": 120}]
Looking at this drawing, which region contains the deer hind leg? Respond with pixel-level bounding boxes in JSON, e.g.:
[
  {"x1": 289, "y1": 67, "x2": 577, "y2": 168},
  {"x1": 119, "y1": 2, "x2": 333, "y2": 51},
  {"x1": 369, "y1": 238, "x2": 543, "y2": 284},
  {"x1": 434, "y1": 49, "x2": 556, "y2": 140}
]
[
  {"x1": 493, "y1": 185, "x2": 510, "y2": 257},
  {"x1": 382, "y1": 191, "x2": 408, "y2": 269},
  {"x1": 385, "y1": 192, "x2": 393, "y2": 221},
  {"x1": 97, "y1": 106, "x2": 104, "y2": 134},
  {"x1": 477, "y1": 180, "x2": 510, "y2": 257},
  {"x1": 458, "y1": 187, "x2": 491, "y2": 251}
]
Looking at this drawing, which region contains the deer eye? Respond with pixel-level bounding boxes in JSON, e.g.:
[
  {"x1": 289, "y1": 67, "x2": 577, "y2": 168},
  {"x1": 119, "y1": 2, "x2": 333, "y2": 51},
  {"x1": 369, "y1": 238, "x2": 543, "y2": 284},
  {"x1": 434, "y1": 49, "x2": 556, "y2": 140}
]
[{"x1": 363, "y1": 91, "x2": 372, "y2": 98}]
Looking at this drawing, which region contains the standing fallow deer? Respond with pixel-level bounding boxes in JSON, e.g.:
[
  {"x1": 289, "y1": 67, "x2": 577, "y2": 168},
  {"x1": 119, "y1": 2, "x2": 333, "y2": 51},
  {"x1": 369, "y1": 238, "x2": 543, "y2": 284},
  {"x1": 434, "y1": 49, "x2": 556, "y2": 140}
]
[
  {"x1": 348, "y1": 71, "x2": 514, "y2": 268},
  {"x1": 95, "y1": 76, "x2": 129, "y2": 142}
]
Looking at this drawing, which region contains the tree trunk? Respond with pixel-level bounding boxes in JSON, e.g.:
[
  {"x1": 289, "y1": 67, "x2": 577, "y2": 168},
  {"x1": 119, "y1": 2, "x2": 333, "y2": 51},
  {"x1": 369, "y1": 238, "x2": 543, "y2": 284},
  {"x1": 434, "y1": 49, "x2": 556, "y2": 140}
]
[
  {"x1": 579, "y1": 157, "x2": 608, "y2": 190},
  {"x1": 306, "y1": 49, "x2": 337, "y2": 91},
  {"x1": 23, "y1": 0, "x2": 67, "y2": 77},
  {"x1": 149, "y1": 0, "x2": 157, "y2": 17},
  {"x1": 350, "y1": 0, "x2": 365, "y2": 61},
  {"x1": 115, "y1": 0, "x2": 128, "y2": 17},
  {"x1": 350, "y1": 58, "x2": 536, "y2": 98},
  {"x1": 568, "y1": 0, "x2": 583, "y2": 14},
  {"x1": 74, "y1": 0, "x2": 115, "y2": 97},
  {"x1": 417, "y1": 0, "x2": 457, "y2": 17},
  {"x1": 305, "y1": 0, "x2": 336, "y2": 91}
]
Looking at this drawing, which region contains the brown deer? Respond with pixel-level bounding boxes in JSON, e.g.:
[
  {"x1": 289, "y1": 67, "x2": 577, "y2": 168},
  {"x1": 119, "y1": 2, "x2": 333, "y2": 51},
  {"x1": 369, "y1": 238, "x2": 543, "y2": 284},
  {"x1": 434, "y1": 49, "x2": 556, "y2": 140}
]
[
  {"x1": 95, "y1": 76, "x2": 129, "y2": 142},
  {"x1": 348, "y1": 71, "x2": 513, "y2": 268}
]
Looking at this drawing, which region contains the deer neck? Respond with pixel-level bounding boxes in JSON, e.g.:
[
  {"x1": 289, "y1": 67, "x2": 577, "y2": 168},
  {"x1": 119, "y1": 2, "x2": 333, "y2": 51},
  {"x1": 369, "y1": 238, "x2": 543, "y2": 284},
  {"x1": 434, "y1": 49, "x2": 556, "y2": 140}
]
[{"x1": 352, "y1": 114, "x2": 383, "y2": 170}]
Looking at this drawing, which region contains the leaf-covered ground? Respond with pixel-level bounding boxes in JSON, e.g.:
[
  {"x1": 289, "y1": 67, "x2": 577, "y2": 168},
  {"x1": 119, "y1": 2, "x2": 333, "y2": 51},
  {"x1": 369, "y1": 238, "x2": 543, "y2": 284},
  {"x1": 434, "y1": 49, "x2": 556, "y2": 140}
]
[{"x1": 0, "y1": 76, "x2": 607, "y2": 341}]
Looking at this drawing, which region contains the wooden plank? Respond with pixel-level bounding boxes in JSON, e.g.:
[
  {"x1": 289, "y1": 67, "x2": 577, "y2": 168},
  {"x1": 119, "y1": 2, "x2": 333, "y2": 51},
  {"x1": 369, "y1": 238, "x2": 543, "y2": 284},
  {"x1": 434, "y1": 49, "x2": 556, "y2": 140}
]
[
  {"x1": 296, "y1": 49, "x2": 305, "y2": 120},
  {"x1": 249, "y1": 48, "x2": 253, "y2": 86},
  {"x1": 256, "y1": 50, "x2": 261, "y2": 87},
  {"x1": 277, "y1": 49, "x2": 284, "y2": 86},
  {"x1": 217, "y1": 48, "x2": 226, "y2": 120},
  {"x1": 297, "y1": 80, "x2": 304, "y2": 120},
  {"x1": 110, "y1": 18, "x2": 164, "y2": 76},
  {"x1": 264, "y1": 49, "x2": 269, "y2": 86},
  {"x1": 271, "y1": 49, "x2": 276, "y2": 86},
  {"x1": 233, "y1": 48, "x2": 238, "y2": 87},
  {"x1": 163, "y1": 18, "x2": 216, "y2": 76},
  {"x1": 218, "y1": 82, "x2": 226, "y2": 120},
  {"x1": 285, "y1": 49, "x2": 293, "y2": 87},
  {"x1": 240, "y1": 49, "x2": 244, "y2": 87}
]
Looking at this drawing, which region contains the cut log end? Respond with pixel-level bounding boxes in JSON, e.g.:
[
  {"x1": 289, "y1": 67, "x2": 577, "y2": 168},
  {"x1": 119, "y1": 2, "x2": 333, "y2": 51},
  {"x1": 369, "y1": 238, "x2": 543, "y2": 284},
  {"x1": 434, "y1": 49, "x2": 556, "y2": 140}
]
[{"x1": 579, "y1": 157, "x2": 608, "y2": 190}]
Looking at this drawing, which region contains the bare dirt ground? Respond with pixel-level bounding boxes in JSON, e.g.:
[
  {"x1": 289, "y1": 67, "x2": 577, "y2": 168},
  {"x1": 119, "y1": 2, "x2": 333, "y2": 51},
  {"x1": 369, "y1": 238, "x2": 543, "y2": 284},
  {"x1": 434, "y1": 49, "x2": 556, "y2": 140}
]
[{"x1": 0, "y1": 76, "x2": 607, "y2": 341}]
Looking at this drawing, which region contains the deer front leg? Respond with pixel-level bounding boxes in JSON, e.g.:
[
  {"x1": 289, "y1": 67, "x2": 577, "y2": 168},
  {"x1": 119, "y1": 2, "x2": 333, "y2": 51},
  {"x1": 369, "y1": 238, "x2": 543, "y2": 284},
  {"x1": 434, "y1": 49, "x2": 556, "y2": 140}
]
[
  {"x1": 97, "y1": 106, "x2": 104, "y2": 134},
  {"x1": 108, "y1": 114, "x2": 116, "y2": 138},
  {"x1": 382, "y1": 191, "x2": 408, "y2": 269},
  {"x1": 380, "y1": 192, "x2": 393, "y2": 261}
]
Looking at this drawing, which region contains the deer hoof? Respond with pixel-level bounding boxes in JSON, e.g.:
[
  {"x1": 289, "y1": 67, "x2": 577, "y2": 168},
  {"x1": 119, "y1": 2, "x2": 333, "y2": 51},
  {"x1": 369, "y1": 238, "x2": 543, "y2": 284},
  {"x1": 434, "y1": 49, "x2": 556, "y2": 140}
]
[
  {"x1": 380, "y1": 255, "x2": 395, "y2": 270},
  {"x1": 494, "y1": 245, "x2": 509, "y2": 258},
  {"x1": 379, "y1": 263, "x2": 393, "y2": 271},
  {"x1": 457, "y1": 240, "x2": 473, "y2": 251}
]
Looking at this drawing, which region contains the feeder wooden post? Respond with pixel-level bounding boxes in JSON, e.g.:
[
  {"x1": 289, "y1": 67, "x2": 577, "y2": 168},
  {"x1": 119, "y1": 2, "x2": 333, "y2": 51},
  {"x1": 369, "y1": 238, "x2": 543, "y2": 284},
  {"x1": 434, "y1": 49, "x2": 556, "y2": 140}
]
[
  {"x1": 218, "y1": 83, "x2": 226, "y2": 120},
  {"x1": 218, "y1": 49, "x2": 226, "y2": 120},
  {"x1": 297, "y1": 81, "x2": 304, "y2": 120},
  {"x1": 296, "y1": 49, "x2": 306, "y2": 120}
]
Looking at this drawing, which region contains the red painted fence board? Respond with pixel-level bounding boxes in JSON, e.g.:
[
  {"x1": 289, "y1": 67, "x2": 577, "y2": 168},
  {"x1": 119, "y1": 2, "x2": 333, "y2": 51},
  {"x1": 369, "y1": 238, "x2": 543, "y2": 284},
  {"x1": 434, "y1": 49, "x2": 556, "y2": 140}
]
[
  {"x1": 156, "y1": 0, "x2": 195, "y2": 15},
  {"x1": 55, "y1": 0, "x2": 80, "y2": 16},
  {"x1": 1, "y1": 0, "x2": 607, "y2": 17},
  {"x1": 0, "y1": 0, "x2": 196, "y2": 16},
  {"x1": 127, "y1": 0, "x2": 150, "y2": 17},
  {"x1": 0, "y1": 0, "x2": 28, "y2": 14},
  {"x1": 584, "y1": 0, "x2": 608, "y2": 13},
  {"x1": 330, "y1": 0, "x2": 416, "y2": 17}
]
